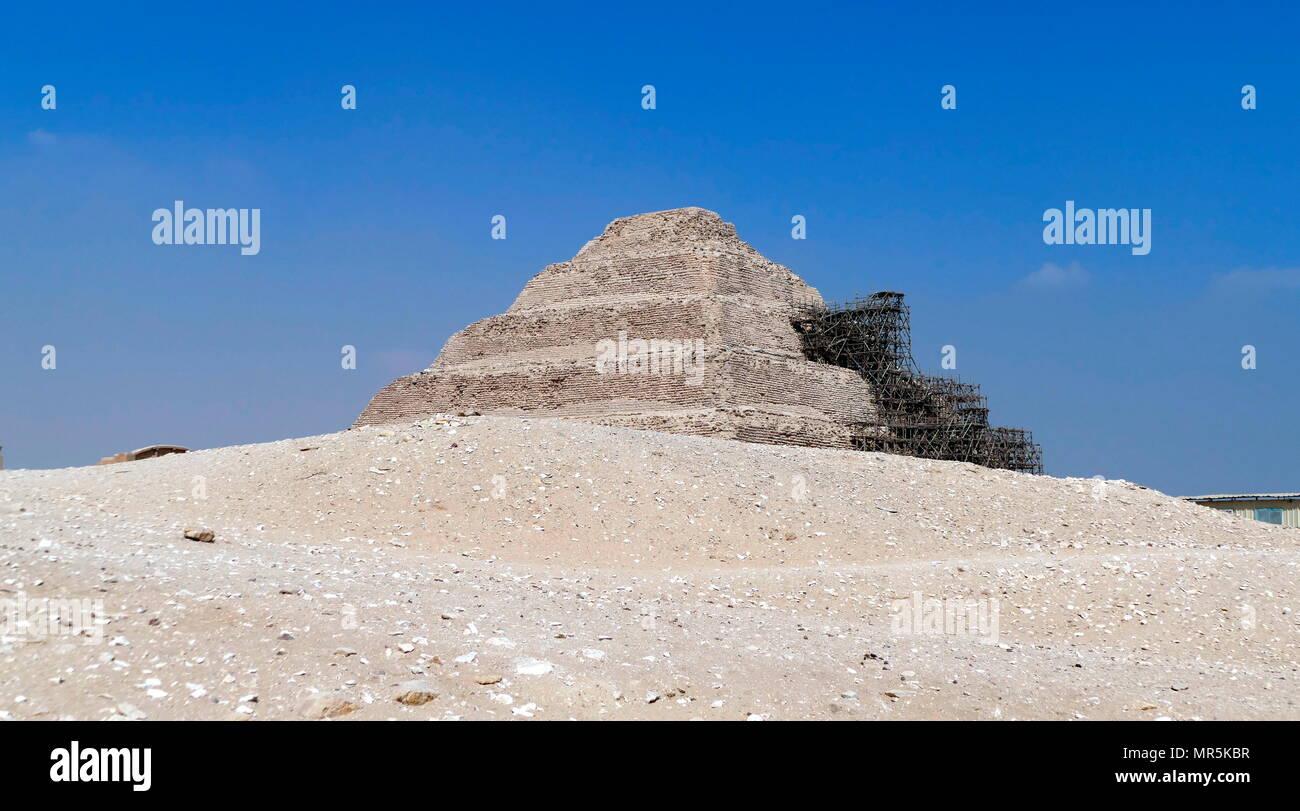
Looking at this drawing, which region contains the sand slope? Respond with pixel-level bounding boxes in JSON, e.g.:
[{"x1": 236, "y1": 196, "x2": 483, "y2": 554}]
[{"x1": 0, "y1": 415, "x2": 1296, "y2": 720}]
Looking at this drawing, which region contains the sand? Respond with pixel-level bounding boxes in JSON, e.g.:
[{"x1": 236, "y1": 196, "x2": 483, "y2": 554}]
[{"x1": 0, "y1": 415, "x2": 1296, "y2": 720}]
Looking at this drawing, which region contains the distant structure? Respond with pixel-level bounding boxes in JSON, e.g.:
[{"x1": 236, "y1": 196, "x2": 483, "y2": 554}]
[
  {"x1": 356, "y1": 207, "x2": 1042, "y2": 473},
  {"x1": 97, "y1": 445, "x2": 189, "y2": 465},
  {"x1": 1184, "y1": 493, "x2": 1299, "y2": 527}
]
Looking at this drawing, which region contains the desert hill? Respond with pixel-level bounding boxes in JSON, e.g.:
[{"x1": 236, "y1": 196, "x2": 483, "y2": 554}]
[{"x1": 0, "y1": 415, "x2": 1295, "y2": 719}]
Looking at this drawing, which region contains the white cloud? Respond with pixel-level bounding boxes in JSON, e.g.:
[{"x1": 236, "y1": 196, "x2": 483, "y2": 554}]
[
  {"x1": 1210, "y1": 267, "x2": 1300, "y2": 291},
  {"x1": 1018, "y1": 261, "x2": 1090, "y2": 289}
]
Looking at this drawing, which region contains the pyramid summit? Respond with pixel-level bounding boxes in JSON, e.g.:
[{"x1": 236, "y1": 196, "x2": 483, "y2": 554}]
[
  {"x1": 355, "y1": 207, "x2": 1041, "y2": 472},
  {"x1": 573, "y1": 206, "x2": 780, "y2": 261}
]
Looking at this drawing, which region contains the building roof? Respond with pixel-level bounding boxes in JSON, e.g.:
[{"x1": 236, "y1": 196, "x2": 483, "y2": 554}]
[{"x1": 1183, "y1": 493, "x2": 1300, "y2": 503}]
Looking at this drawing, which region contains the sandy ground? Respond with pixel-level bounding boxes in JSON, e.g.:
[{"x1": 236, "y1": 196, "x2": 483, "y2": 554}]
[{"x1": 0, "y1": 415, "x2": 1296, "y2": 720}]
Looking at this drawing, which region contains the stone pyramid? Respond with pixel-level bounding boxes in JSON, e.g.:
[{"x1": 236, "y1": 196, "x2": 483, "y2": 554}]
[{"x1": 354, "y1": 207, "x2": 877, "y2": 448}]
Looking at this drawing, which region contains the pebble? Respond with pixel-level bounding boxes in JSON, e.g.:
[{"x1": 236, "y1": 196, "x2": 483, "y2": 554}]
[
  {"x1": 394, "y1": 681, "x2": 439, "y2": 706},
  {"x1": 300, "y1": 693, "x2": 358, "y2": 720},
  {"x1": 515, "y1": 659, "x2": 554, "y2": 676}
]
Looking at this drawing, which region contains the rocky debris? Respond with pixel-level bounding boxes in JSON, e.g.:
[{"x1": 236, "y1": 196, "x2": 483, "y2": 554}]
[
  {"x1": 183, "y1": 528, "x2": 215, "y2": 543},
  {"x1": 394, "y1": 681, "x2": 439, "y2": 706},
  {"x1": 300, "y1": 693, "x2": 357, "y2": 720}
]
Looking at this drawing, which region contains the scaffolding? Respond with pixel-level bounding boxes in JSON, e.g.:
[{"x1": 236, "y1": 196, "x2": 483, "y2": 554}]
[{"x1": 792, "y1": 292, "x2": 1043, "y2": 474}]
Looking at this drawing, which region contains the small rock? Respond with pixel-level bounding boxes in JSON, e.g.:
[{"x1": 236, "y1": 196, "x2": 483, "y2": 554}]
[
  {"x1": 300, "y1": 693, "x2": 357, "y2": 720},
  {"x1": 116, "y1": 702, "x2": 146, "y2": 721},
  {"x1": 183, "y1": 528, "x2": 215, "y2": 543},
  {"x1": 394, "y1": 681, "x2": 439, "y2": 706},
  {"x1": 515, "y1": 659, "x2": 554, "y2": 676}
]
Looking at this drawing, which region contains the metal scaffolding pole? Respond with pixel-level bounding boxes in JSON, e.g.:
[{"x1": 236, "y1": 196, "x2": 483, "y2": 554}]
[{"x1": 792, "y1": 292, "x2": 1043, "y2": 474}]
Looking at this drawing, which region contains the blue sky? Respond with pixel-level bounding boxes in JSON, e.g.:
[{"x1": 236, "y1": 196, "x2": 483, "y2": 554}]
[{"x1": 1, "y1": 2, "x2": 1296, "y2": 496}]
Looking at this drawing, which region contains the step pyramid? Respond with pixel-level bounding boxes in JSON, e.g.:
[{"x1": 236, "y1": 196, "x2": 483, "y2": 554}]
[{"x1": 354, "y1": 207, "x2": 878, "y2": 448}]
